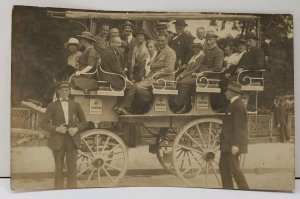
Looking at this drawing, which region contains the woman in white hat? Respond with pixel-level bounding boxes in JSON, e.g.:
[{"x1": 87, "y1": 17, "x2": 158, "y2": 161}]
[
  {"x1": 64, "y1": 37, "x2": 82, "y2": 70},
  {"x1": 173, "y1": 38, "x2": 205, "y2": 113}
]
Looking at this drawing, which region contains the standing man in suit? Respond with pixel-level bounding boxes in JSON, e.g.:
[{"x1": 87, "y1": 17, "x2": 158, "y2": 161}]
[
  {"x1": 136, "y1": 34, "x2": 176, "y2": 106},
  {"x1": 41, "y1": 81, "x2": 88, "y2": 189},
  {"x1": 274, "y1": 97, "x2": 290, "y2": 143},
  {"x1": 219, "y1": 81, "x2": 249, "y2": 190},
  {"x1": 99, "y1": 36, "x2": 136, "y2": 115},
  {"x1": 122, "y1": 21, "x2": 136, "y2": 80},
  {"x1": 169, "y1": 20, "x2": 194, "y2": 71}
]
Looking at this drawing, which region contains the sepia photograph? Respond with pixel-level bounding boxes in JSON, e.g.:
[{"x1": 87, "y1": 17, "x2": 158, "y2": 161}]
[{"x1": 11, "y1": 5, "x2": 295, "y2": 192}]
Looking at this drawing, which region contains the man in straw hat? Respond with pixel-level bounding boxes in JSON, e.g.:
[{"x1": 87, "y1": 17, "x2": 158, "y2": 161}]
[
  {"x1": 41, "y1": 81, "x2": 88, "y2": 189},
  {"x1": 219, "y1": 81, "x2": 249, "y2": 190},
  {"x1": 169, "y1": 20, "x2": 194, "y2": 70}
]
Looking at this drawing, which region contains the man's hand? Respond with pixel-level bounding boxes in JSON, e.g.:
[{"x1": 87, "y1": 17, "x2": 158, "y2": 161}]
[
  {"x1": 56, "y1": 124, "x2": 67, "y2": 134},
  {"x1": 68, "y1": 127, "x2": 79, "y2": 136},
  {"x1": 225, "y1": 73, "x2": 230, "y2": 79},
  {"x1": 277, "y1": 124, "x2": 281, "y2": 128},
  {"x1": 231, "y1": 145, "x2": 239, "y2": 155},
  {"x1": 75, "y1": 71, "x2": 81, "y2": 76}
]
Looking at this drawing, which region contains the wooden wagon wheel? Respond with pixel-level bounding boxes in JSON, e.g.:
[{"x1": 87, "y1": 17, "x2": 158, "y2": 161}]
[
  {"x1": 172, "y1": 118, "x2": 222, "y2": 188},
  {"x1": 77, "y1": 129, "x2": 128, "y2": 188},
  {"x1": 155, "y1": 127, "x2": 180, "y2": 174}
]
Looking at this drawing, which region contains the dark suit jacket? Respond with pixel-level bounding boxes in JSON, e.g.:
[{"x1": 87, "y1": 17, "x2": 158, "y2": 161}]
[
  {"x1": 238, "y1": 46, "x2": 265, "y2": 70},
  {"x1": 169, "y1": 32, "x2": 194, "y2": 65},
  {"x1": 41, "y1": 99, "x2": 88, "y2": 151},
  {"x1": 180, "y1": 52, "x2": 205, "y2": 78},
  {"x1": 99, "y1": 46, "x2": 126, "y2": 90},
  {"x1": 148, "y1": 45, "x2": 176, "y2": 80},
  {"x1": 220, "y1": 98, "x2": 248, "y2": 153},
  {"x1": 94, "y1": 35, "x2": 108, "y2": 55},
  {"x1": 274, "y1": 104, "x2": 287, "y2": 126},
  {"x1": 201, "y1": 44, "x2": 224, "y2": 72}
]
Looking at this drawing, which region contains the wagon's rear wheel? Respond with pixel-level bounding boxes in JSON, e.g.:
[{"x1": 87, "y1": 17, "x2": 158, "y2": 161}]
[
  {"x1": 172, "y1": 118, "x2": 222, "y2": 188},
  {"x1": 77, "y1": 129, "x2": 128, "y2": 188},
  {"x1": 155, "y1": 127, "x2": 179, "y2": 174}
]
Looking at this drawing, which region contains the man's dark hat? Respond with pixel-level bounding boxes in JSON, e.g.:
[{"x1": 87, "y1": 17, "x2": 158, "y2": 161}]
[
  {"x1": 134, "y1": 28, "x2": 148, "y2": 38},
  {"x1": 121, "y1": 21, "x2": 134, "y2": 30},
  {"x1": 157, "y1": 22, "x2": 168, "y2": 29},
  {"x1": 77, "y1": 31, "x2": 96, "y2": 43},
  {"x1": 238, "y1": 38, "x2": 247, "y2": 45},
  {"x1": 205, "y1": 30, "x2": 218, "y2": 38},
  {"x1": 245, "y1": 31, "x2": 259, "y2": 40},
  {"x1": 227, "y1": 81, "x2": 242, "y2": 94},
  {"x1": 55, "y1": 81, "x2": 71, "y2": 89},
  {"x1": 173, "y1": 20, "x2": 188, "y2": 27}
]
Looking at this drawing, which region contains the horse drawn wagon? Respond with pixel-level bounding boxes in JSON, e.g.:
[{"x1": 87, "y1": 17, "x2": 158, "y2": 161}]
[{"x1": 22, "y1": 10, "x2": 265, "y2": 188}]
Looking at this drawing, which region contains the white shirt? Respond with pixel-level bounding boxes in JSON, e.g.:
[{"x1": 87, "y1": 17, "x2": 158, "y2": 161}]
[
  {"x1": 224, "y1": 51, "x2": 246, "y2": 69},
  {"x1": 145, "y1": 51, "x2": 157, "y2": 76},
  {"x1": 126, "y1": 34, "x2": 133, "y2": 43},
  {"x1": 198, "y1": 38, "x2": 206, "y2": 45},
  {"x1": 230, "y1": 96, "x2": 239, "y2": 104},
  {"x1": 60, "y1": 98, "x2": 69, "y2": 125},
  {"x1": 188, "y1": 51, "x2": 204, "y2": 65}
]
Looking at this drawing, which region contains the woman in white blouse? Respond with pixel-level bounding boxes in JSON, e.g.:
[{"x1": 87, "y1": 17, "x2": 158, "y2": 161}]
[{"x1": 144, "y1": 40, "x2": 158, "y2": 80}]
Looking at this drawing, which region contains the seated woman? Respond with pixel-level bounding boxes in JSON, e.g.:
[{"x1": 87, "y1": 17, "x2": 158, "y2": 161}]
[
  {"x1": 72, "y1": 31, "x2": 100, "y2": 92},
  {"x1": 55, "y1": 38, "x2": 82, "y2": 81},
  {"x1": 173, "y1": 39, "x2": 205, "y2": 113}
]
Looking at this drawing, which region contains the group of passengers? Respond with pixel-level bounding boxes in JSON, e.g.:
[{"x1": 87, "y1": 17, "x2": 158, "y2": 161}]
[{"x1": 63, "y1": 20, "x2": 265, "y2": 115}]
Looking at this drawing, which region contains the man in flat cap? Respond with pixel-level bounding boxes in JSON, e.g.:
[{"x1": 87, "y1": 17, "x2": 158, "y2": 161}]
[
  {"x1": 41, "y1": 81, "x2": 88, "y2": 189},
  {"x1": 169, "y1": 20, "x2": 194, "y2": 71},
  {"x1": 219, "y1": 81, "x2": 249, "y2": 190}
]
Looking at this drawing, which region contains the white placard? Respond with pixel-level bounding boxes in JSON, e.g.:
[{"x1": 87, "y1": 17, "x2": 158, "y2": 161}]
[
  {"x1": 196, "y1": 95, "x2": 209, "y2": 109},
  {"x1": 89, "y1": 99, "x2": 103, "y2": 114}
]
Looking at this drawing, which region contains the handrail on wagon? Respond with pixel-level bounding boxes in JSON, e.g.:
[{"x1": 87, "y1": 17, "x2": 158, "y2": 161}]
[
  {"x1": 194, "y1": 68, "x2": 226, "y2": 89},
  {"x1": 237, "y1": 69, "x2": 265, "y2": 87},
  {"x1": 47, "y1": 10, "x2": 259, "y2": 20},
  {"x1": 151, "y1": 68, "x2": 179, "y2": 91},
  {"x1": 98, "y1": 65, "x2": 127, "y2": 92}
]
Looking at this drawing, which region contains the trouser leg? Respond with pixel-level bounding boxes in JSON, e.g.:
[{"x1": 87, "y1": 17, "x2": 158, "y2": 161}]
[
  {"x1": 65, "y1": 135, "x2": 78, "y2": 189},
  {"x1": 219, "y1": 152, "x2": 234, "y2": 189},
  {"x1": 279, "y1": 126, "x2": 285, "y2": 142},
  {"x1": 120, "y1": 84, "x2": 137, "y2": 109},
  {"x1": 136, "y1": 80, "x2": 153, "y2": 104},
  {"x1": 175, "y1": 84, "x2": 190, "y2": 109},
  {"x1": 229, "y1": 154, "x2": 249, "y2": 190},
  {"x1": 52, "y1": 148, "x2": 65, "y2": 189}
]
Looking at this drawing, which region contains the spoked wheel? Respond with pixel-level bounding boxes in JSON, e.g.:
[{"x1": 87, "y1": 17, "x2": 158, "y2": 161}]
[
  {"x1": 155, "y1": 127, "x2": 180, "y2": 174},
  {"x1": 172, "y1": 118, "x2": 222, "y2": 188},
  {"x1": 77, "y1": 129, "x2": 128, "y2": 188}
]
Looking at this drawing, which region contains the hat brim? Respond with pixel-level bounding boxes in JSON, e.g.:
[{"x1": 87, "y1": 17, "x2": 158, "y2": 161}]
[
  {"x1": 121, "y1": 24, "x2": 134, "y2": 30},
  {"x1": 55, "y1": 82, "x2": 71, "y2": 89},
  {"x1": 173, "y1": 22, "x2": 188, "y2": 26},
  {"x1": 77, "y1": 35, "x2": 96, "y2": 43},
  {"x1": 64, "y1": 42, "x2": 82, "y2": 49},
  {"x1": 205, "y1": 35, "x2": 218, "y2": 39},
  {"x1": 191, "y1": 43, "x2": 202, "y2": 47},
  {"x1": 135, "y1": 32, "x2": 148, "y2": 39}
]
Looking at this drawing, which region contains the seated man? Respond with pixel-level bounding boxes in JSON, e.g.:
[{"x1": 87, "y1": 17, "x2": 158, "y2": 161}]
[
  {"x1": 173, "y1": 39, "x2": 205, "y2": 113},
  {"x1": 99, "y1": 36, "x2": 136, "y2": 115},
  {"x1": 200, "y1": 30, "x2": 225, "y2": 111},
  {"x1": 136, "y1": 34, "x2": 176, "y2": 110}
]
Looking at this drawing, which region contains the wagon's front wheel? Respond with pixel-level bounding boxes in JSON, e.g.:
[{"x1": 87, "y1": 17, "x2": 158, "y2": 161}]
[
  {"x1": 172, "y1": 118, "x2": 222, "y2": 188},
  {"x1": 77, "y1": 129, "x2": 128, "y2": 188}
]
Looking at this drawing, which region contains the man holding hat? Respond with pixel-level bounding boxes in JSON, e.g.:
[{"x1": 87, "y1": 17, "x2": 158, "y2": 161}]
[
  {"x1": 122, "y1": 21, "x2": 136, "y2": 79},
  {"x1": 131, "y1": 28, "x2": 150, "y2": 82},
  {"x1": 219, "y1": 81, "x2": 249, "y2": 190},
  {"x1": 41, "y1": 81, "x2": 88, "y2": 189},
  {"x1": 169, "y1": 20, "x2": 194, "y2": 70}
]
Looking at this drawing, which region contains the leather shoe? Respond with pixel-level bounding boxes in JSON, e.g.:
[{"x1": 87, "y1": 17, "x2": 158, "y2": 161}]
[{"x1": 117, "y1": 107, "x2": 131, "y2": 115}]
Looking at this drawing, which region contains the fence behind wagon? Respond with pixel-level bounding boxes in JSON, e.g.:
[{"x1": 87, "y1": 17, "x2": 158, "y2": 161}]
[{"x1": 11, "y1": 108, "x2": 295, "y2": 140}]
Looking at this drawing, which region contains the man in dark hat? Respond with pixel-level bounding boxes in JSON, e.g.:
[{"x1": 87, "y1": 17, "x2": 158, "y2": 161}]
[
  {"x1": 169, "y1": 20, "x2": 194, "y2": 71},
  {"x1": 94, "y1": 23, "x2": 110, "y2": 55},
  {"x1": 131, "y1": 29, "x2": 150, "y2": 82},
  {"x1": 237, "y1": 32, "x2": 265, "y2": 72},
  {"x1": 122, "y1": 21, "x2": 136, "y2": 79},
  {"x1": 219, "y1": 81, "x2": 249, "y2": 190},
  {"x1": 41, "y1": 81, "x2": 88, "y2": 189}
]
